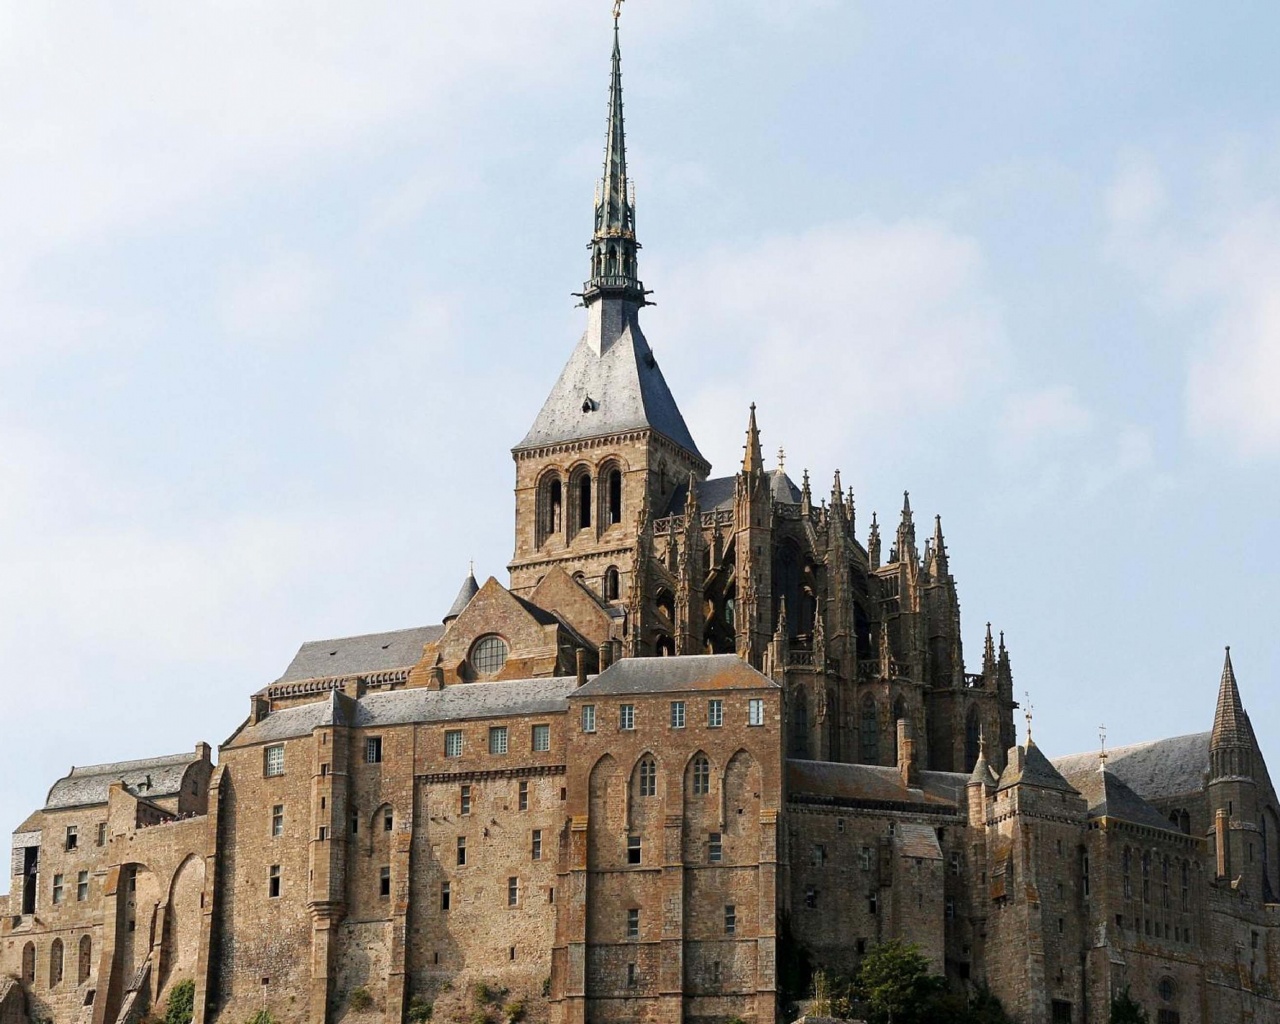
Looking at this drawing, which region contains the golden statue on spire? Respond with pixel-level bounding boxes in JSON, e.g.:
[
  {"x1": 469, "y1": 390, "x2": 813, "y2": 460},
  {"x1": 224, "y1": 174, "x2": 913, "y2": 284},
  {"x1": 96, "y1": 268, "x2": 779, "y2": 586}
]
[{"x1": 613, "y1": 0, "x2": 624, "y2": 23}]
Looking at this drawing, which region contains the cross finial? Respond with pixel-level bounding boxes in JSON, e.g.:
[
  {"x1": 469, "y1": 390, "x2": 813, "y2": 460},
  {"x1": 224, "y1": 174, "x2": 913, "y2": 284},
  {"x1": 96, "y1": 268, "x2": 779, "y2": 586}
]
[
  {"x1": 777, "y1": 446, "x2": 786, "y2": 471},
  {"x1": 1099, "y1": 724, "x2": 1108, "y2": 769},
  {"x1": 1024, "y1": 691, "x2": 1034, "y2": 742},
  {"x1": 613, "y1": 0, "x2": 624, "y2": 23},
  {"x1": 469, "y1": 558, "x2": 475, "y2": 577}
]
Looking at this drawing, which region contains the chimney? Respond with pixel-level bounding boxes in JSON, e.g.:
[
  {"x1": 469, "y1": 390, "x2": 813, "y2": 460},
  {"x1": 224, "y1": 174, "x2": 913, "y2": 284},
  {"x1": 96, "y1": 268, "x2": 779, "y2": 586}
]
[
  {"x1": 250, "y1": 694, "x2": 270, "y2": 724},
  {"x1": 1215, "y1": 808, "x2": 1229, "y2": 879},
  {"x1": 428, "y1": 665, "x2": 445, "y2": 691},
  {"x1": 576, "y1": 649, "x2": 587, "y2": 688},
  {"x1": 599, "y1": 642, "x2": 613, "y2": 671},
  {"x1": 195, "y1": 742, "x2": 211, "y2": 763},
  {"x1": 897, "y1": 718, "x2": 919, "y2": 788}
]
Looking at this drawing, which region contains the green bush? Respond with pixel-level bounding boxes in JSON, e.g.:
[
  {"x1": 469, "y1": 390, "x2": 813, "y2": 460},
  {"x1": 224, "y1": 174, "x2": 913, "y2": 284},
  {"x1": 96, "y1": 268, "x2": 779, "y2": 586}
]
[
  {"x1": 349, "y1": 986, "x2": 374, "y2": 1012},
  {"x1": 1111, "y1": 987, "x2": 1149, "y2": 1024},
  {"x1": 470, "y1": 1010, "x2": 492, "y2": 1024},
  {"x1": 472, "y1": 983, "x2": 493, "y2": 1007},
  {"x1": 503, "y1": 998, "x2": 526, "y2": 1022},
  {"x1": 245, "y1": 1012, "x2": 277, "y2": 1024},
  {"x1": 540, "y1": 977, "x2": 551, "y2": 998},
  {"x1": 408, "y1": 996, "x2": 434, "y2": 1023},
  {"x1": 164, "y1": 981, "x2": 195, "y2": 1024}
]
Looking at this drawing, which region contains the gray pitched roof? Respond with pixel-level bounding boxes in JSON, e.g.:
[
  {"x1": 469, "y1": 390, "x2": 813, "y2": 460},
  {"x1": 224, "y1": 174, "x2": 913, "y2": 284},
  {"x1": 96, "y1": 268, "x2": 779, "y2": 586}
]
[
  {"x1": 896, "y1": 821, "x2": 944, "y2": 859},
  {"x1": 1059, "y1": 764, "x2": 1180, "y2": 833},
  {"x1": 45, "y1": 751, "x2": 203, "y2": 810},
  {"x1": 997, "y1": 740, "x2": 1079, "y2": 794},
  {"x1": 234, "y1": 677, "x2": 579, "y2": 746},
  {"x1": 1053, "y1": 732, "x2": 1210, "y2": 803},
  {"x1": 573, "y1": 654, "x2": 777, "y2": 697},
  {"x1": 276, "y1": 624, "x2": 443, "y2": 684},
  {"x1": 514, "y1": 301, "x2": 704, "y2": 463},
  {"x1": 787, "y1": 759, "x2": 967, "y2": 808},
  {"x1": 667, "y1": 475, "x2": 736, "y2": 515}
]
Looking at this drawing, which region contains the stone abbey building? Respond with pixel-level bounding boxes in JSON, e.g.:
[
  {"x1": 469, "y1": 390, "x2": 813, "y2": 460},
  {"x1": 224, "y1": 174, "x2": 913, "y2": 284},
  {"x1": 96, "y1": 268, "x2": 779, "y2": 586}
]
[{"x1": 3, "y1": 19, "x2": 1279, "y2": 1024}]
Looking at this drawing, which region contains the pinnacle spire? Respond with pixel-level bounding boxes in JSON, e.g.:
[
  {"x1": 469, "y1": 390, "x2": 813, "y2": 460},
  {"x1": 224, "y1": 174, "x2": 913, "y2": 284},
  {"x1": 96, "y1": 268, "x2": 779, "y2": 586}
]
[
  {"x1": 1211, "y1": 646, "x2": 1249, "y2": 749},
  {"x1": 742, "y1": 403, "x2": 764, "y2": 476},
  {"x1": 582, "y1": 18, "x2": 645, "y2": 306}
]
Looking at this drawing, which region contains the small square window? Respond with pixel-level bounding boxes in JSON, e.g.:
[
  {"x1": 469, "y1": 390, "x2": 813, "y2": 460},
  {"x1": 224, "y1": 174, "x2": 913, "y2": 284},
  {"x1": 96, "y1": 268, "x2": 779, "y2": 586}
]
[
  {"x1": 264, "y1": 744, "x2": 285, "y2": 777},
  {"x1": 489, "y1": 726, "x2": 509, "y2": 755},
  {"x1": 724, "y1": 905, "x2": 736, "y2": 935},
  {"x1": 441, "y1": 882, "x2": 451, "y2": 911},
  {"x1": 380, "y1": 867, "x2": 391, "y2": 897},
  {"x1": 65, "y1": 826, "x2": 78, "y2": 851},
  {"x1": 519, "y1": 780, "x2": 529, "y2": 811},
  {"x1": 532, "y1": 724, "x2": 551, "y2": 752},
  {"x1": 581, "y1": 705, "x2": 596, "y2": 733},
  {"x1": 708, "y1": 699, "x2": 723, "y2": 728},
  {"x1": 445, "y1": 730, "x2": 463, "y2": 758},
  {"x1": 748, "y1": 699, "x2": 764, "y2": 726},
  {"x1": 77, "y1": 871, "x2": 89, "y2": 902},
  {"x1": 460, "y1": 785, "x2": 472, "y2": 816},
  {"x1": 457, "y1": 837, "x2": 467, "y2": 866},
  {"x1": 627, "y1": 908, "x2": 639, "y2": 939},
  {"x1": 508, "y1": 876, "x2": 519, "y2": 907},
  {"x1": 708, "y1": 833, "x2": 722, "y2": 863},
  {"x1": 670, "y1": 701, "x2": 686, "y2": 729},
  {"x1": 620, "y1": 704, "x2": 635, "y2": 730},
  {"x1": 268, "y1": 865, "x2": 281, "y2": 898},
  {"x1": 836, "y1": 818, "x2": 845, "y2": 834},
  {"x1": 627, "y1": 835, "x2": 641, "y2": 865},
  {"x1": 271, "y1": 804, "x2": 284, "y2": 837},
  {"x1": 317, "y1": 826, "x2": 329, "y2": 841},
  {"x1": 532, "y1": 830, "x2": 543, "y2": 861},
  {"x1": 366, "y1": 737, "x2": 383, "y2": 764}
]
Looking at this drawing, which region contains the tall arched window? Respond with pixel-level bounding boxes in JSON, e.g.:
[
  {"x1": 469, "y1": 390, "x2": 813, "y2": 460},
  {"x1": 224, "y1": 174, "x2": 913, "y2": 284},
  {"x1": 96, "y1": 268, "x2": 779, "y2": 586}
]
[
  {"x1": 791, "y1": 692, "x2": 809, "y2": 759},
  {"x1": 860, "y1": 697, "x2": 879, "y2": 764},
  {"x1": 578, "y1": 475, "x2": 592, "y2": 530},
  {"x1": 1142, "y1": 851, "x2": 1151, "y2": 903},
  {"x1": 607, "y1": 468, "x2": 623, "y2": 525},
  {"x1": 604, "y1": 567, "x2": 620, "y2": 602},
  {"x1": 655, "y1": 635, "x2": 675, "y2": 657},
  {"x1": 692, "y1": 756, "x2": 711, "y2": 795},
  {"x1": 1122, "y1": 847, "x2": 1132, "y2": 898},
  {"x1": 78, "y1": 935, "x2": 92, "y2": 984},
  {"x1": 49, "y1": 938, "x2": 63, "y2": 988},
  {"x1": 22, "y1": 942, "x2": 34, "y2": 985},
  {"x1": 539, "y1": 475, "x2": 563, "y2": 546},
  {"x1": 638, "y1": 758, "x2": 657, "y2": 797}
]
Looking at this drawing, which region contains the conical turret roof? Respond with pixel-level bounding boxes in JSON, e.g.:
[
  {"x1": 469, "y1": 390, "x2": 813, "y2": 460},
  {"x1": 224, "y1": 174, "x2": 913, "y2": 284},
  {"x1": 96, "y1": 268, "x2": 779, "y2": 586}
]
[
  {"x1": 444, "y1": 570, "x2": 479, "y2": 623},
  {"x1": 1211, "y1": 646, "x2": 1249, "y2": 748}
]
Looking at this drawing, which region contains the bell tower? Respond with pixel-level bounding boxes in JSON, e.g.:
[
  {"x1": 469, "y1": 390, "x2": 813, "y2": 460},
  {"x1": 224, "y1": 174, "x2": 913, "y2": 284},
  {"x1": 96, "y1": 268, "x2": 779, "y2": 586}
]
[{"x1": 508, "y1": 18, "x2": 708, "y2": 605}]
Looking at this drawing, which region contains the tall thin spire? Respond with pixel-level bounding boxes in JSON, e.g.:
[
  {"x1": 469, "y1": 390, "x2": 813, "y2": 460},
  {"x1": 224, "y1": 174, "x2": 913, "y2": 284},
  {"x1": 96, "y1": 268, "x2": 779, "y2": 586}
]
[
  {"x1": 742, "y1": 403, "x2": 764, "y2": 476},
  {"x1": 582, "y1": 17, "x2": 646, "y2": 306},
  {"x1": 1212, "y1": 646, "x2": 1249, "y2": 749}
]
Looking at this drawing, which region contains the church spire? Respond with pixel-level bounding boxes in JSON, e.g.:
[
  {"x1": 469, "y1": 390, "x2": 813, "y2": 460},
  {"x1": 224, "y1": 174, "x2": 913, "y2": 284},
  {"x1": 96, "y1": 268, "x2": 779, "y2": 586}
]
[
  {"x1": 742, "y1": 403, "x2": 764, "y2": 476},
  {"x1": 583, "y1": 17, "x2": 646, "y2": 306}
]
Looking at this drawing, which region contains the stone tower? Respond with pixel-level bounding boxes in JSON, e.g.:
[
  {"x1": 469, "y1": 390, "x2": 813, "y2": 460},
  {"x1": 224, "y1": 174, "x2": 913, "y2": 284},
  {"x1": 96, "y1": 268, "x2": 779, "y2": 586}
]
[
  {"x1": 508, "y1": 24, "x2": 708, "y2": 613},
  {"x1": 1207, "y1": 647, "x2": 1263, "y2": 894}
]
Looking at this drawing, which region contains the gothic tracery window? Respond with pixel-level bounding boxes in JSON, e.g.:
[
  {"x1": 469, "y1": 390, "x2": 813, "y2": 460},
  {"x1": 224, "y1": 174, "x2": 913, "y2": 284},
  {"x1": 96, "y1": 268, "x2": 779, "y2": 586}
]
[{"x1": 860, "y1": 696, "x2": 879, "y2": 764}]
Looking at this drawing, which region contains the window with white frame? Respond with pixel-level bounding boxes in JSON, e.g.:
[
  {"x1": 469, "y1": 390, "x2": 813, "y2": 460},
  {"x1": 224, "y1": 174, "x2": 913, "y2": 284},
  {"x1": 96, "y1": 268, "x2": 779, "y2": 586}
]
[
  {"x1": 581, "y1": 705, "x2": 596, "y2": 732},
  {"x1": 264, "y1": 744, "x2": 285, "y2": 777},
  {"x1": 670, "y1": 701, "x2": 685, "y2": 729},
  {"x1": 708, "y1": 699, "x2": 723, "y2": 728},
  {"x1": 531, "y1": 724, "x2": 550, "y2": 751},
  {"x1": 638, "y1": 758, "x2": 657, "y2": 797},
  {"x1": 748, "y1": 699, "x2": 764, "y2": 726},
  {"x1": 445, "y1": 730, "x2": 463, "y2": 757},
  {"x1": 489, "y1": 726, "x2": 508, "y2": 755},
  {"x1": 366, "y1": 737, "x2": 383, "y2": 764},
  {"x1": 620, "y1": 704, "x2": 635, "y2": 730}
]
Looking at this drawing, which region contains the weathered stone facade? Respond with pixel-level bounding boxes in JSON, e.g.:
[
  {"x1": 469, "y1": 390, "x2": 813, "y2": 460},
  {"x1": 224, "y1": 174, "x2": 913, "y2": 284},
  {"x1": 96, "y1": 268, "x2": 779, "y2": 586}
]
[{"x1": 4, "y1": 19, "x2": 1279, "y2": 1024}]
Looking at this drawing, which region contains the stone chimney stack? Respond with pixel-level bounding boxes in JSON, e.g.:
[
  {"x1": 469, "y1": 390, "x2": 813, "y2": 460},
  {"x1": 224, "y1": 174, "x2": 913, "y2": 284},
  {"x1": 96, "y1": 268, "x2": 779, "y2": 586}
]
[
  {"x1": 600, "y1": 642, "x2": 613, "y2": 671},
  {"x1": 576, "y1": 649, "x2": 587, "y2": 688},
  {"x1": 897, "y1": 718, "x2": 920, "y2": 788}
]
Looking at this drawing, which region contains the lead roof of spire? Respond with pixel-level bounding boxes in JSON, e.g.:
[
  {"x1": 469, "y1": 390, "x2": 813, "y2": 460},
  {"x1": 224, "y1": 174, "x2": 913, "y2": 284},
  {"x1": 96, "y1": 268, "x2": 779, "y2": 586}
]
[
  {"x1": 444, "y1": 568, "x2": 480, "y2": 623},
  {"x1": 742, "y1": 403, "x2": 764, "y2": 476},
  {"x1": 1211, "y1": 646, "x2": 1250, "y2": 748}
]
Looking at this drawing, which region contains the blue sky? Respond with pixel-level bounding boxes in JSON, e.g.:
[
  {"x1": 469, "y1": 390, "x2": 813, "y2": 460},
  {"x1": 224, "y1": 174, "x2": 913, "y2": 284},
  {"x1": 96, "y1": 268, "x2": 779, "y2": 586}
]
[{"x1": 2, "y1": 1, "x2": 1279, "y2": 854}]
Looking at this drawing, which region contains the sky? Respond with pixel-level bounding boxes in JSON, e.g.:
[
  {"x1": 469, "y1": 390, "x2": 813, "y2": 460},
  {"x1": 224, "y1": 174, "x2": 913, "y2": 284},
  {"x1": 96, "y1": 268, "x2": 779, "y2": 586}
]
[{"x1": 2, "y1": 1, "x2": 1279, "y2": 863}]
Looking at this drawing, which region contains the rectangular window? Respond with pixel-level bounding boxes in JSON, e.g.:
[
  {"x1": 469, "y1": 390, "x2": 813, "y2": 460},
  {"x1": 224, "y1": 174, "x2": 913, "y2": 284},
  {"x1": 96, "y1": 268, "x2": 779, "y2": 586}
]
[
  {"x1": 457, "y1": 836, "x2": 467, "y2": 866},
  {"x1": 272, "y1": 804, "x2": 284, "y2": 837},
  {"x1": 627, "y1": 908, "x2": 639, "y2": 939},
  {"x1": 626, "y1": 963, "x2": 637, "y2": 988},
  {"x1": 620, "y1": 704, "x2": 635, "y2": 730},
  {"x1": 508, "y1": 876, "x2": 519, "y2": 907},
  {"x1": 1051, "y1": 1001, "x2": 1073, "y2": 1024},
  {"x1": 264, "y1": 744, "x2": 285, "y2": 777},
  {"x1": 950, "y1": 852, "x2": 961, "y2": 877},
  {"x1": 581, "y1": 705, "x2": 596, "y2": 733},
  {"x1": 77, "y1": 871, "x2": 89, "y2": 902},
  {"x1": 627, "y1": 835, "x2": 641, "y2": 865},
  {"x1": 708, "y1": 699, "x2": 723, "y2": 728},
  {"x1": 268, "y1": 865, "x2": 281, "y2": 898},
  {"x1": 97, "y1": 822, "x2": 106, "y2": 847},
  {"x1": 836, "y1": 818, "x2": 845, "y2": 834},
  {"x1": 384, "y1": 809, "x2": 394, "y2": 832},
  {"x1": 748, "y1": 698, "x2": 765, "y2": 726},
  {"x1": 860, "y1": 847, "x2": 873, "y2": 871},
  {"x1": 366, "y1": 736, "x2": 383, "y2": 764},
  {"x1": 440, "y1": 882, "x2": 451, "y2": 911},
  {"x1": 811, "y1": 843, "x2": 826, "y2": 867},
  {"x1": 320, "y1": 762, "x2": 329, "y2": 777},
  {"x1": 670, "y1": 701, "x2": 686, "y2": 728},
  {"x1": 519, "y1": 780, "x2": 529, "y2": 811},
  {"x1": 868, "y1": 892, "x2": 877, "y2": 915},
  {"x1": 946, "y1": 897, "x2": 955, "y2": 919},
  {"x1": 489, "y1": 726, "x2": 509, "y2": 755},
  {"x1": 708, "y1": 833, "x2": 723, "y2": 863},
  {"x1": 712, "y1": 961, "x2": 722, "y2": 985},
  {"x1": 380, "y1": 867, "x2": 391, "y2": 897},
  {"x1": 351, "y1": 810, "x2": 359, "y2": 834},
  {"x1": 532, "y1": 724, "x2": 551, "y2": 751},
  {"x1": 445, "y1": 730, "x2": 463, "y2": 758},
  {"x1": 52, "y1": 874, "x2": 64, "y2": 904},
  {"x1": 460, "y1": 784, "x2": 472, "y2": 816},
  {"x1": 532, "y1": 830, "x2": 543, "y2": 861},
  {"x1": 724, "y1": 905, "x2": 736, "y2": 935},
  {"x1": 65, "y1": 826, "x2": 78, "y2": 851},
  {"x1": 317, "y1": 825, "x2": 329, "y2": 841},
  {"x1": 804, "y1": 886, "x2": 817, "y2": 909}
]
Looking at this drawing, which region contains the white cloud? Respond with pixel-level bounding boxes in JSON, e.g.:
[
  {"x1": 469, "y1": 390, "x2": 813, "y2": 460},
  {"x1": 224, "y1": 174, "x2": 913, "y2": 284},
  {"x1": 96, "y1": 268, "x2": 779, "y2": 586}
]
[
  {"x1": 220, "y1": 250, "x2": 328, "y2": 347},
  {"x1": 649, "y1": 219, "x2": 1008, "y2": 474},
  {"x1": 1105, "y1": 156, "x2": 1168, "y2": 228}
]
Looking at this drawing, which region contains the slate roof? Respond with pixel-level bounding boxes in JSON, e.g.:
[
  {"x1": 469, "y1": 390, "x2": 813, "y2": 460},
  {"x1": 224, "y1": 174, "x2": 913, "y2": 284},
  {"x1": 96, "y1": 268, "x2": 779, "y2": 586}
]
[
  {"x1": 787, "y1": 760, "x2": 967, "y2": 809},
  {"x1": 45, "y1": 751, "x2": 203, "y2": 811},
  {"x1": 233, "y1": 677, "x2": 581, "y2": 746},
  {"x1": 1212, "y1": 648, "x2": 1250, "y2": 748},
  {"x1": 444, "y1": 573, "x2": 479, "y2": 622},
  {"x1": 896, "y1": 821, "x2": 944, "y2": 860},
  {"x1": 1059, "y1": 764, "x2": 1180, "y2": 833},
  {"x1": 573, "y1": 654, "x2": 777, "y2": 696},
  {"x1": 275, "y1": 624, "x2": 444, "y2": 684},
  {"x1": 1052, "y1": 732, "x2": 1210, "y2": 802},
  {"x1": 665, "y1": 470, "x2": 800, "y2": 516},
  {"x1": 997, "y1": 740, "x2": 1079, "y2": 794},
  {"x1": 514, "y1": 301, "x2": 704, "y2": 463}
]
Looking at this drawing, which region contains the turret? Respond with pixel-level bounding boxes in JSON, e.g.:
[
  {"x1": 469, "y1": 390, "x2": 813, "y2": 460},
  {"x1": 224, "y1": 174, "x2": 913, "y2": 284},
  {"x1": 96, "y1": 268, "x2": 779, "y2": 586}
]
[
  {"x1": 1208, "y1": 647, "x2": 1262, "y2": 890},
  {"x1": 868, "y1": 512, "x2": 881, "y2": 570}
]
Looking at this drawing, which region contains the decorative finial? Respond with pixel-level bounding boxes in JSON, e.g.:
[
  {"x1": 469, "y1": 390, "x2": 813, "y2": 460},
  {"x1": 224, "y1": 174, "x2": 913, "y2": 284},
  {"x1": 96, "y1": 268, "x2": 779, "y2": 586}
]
[
  {"x1": 613, "y1": 0, "x2": 624, "y2": 23},
  {"x1": 777, "y1": 446, "x2": 786, "y2": 472},
  {"x1": 978, "y1": 725, "x2": 987, "y2": 760},
  {"x1": 1024, "y1": 691, "x2": 1034, "y2": 743},
  {"x1": 1099, "y1": 724, "x2": 1108, "y2": 770},
  {"x1": 469, "y1": 559, "x2": 475, "y2": 577}
]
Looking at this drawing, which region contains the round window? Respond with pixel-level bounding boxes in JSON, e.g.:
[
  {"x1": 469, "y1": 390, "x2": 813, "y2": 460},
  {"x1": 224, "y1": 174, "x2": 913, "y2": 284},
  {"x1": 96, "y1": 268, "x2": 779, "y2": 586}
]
[{"x1": 471, "y1": 635, "x2": 509, "y2": 675}]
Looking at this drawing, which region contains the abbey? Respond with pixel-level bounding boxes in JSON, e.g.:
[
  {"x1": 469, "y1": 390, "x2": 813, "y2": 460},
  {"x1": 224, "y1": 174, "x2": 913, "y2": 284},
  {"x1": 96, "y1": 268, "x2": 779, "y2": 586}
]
[{"x1": 3, "y1": 19, "x2": 1278, "y2": 1024}]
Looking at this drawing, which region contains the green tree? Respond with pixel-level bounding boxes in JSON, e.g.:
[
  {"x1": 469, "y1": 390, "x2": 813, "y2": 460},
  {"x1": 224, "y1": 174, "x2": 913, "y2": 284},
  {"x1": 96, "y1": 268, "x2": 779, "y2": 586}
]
[
  {"x1": 163, "y1": 980, "x2": 195, "y2": 1024},
  {"x1": 1110, "y1": 987, "x2": 1149, "y2": 1024},
  {"x1": 855, "y1": 940, "x2": 938, "y2": 1024}
]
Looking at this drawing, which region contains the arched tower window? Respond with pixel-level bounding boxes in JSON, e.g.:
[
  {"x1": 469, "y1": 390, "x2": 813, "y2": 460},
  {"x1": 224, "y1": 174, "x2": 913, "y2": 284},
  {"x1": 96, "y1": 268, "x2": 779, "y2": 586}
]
[
  {"x1": 655, "y1": 589, "x2": 675, "y2": 622},
  {"x1": 860, "y1": 697, "x2": 879, "y2": 764},
  {"x1": 578, "y1": 475, "x2": 592, "y2": 531},
  {"x1": 655, "y1": 634, "x2": 675, "y2": 657},
  {"x1": 604, "y1": 567, "x2": 620, "y2": 602},
  {"x1": 78, "y1": 935, "x2": 91, "y2": 985},
  {"x1": 964, "y1": 706, "x2": 982, "y2": 771},
  {"x1": 539, "y1": 475, "x2": 563, "y2": 546},
  {"x1": 607, "y1": 468, "x2": 623, "y2": 525},
  {"x1": 22, "y1": 942, "x2": 34, "y2": 985},
  {"x1": 49, "y1": 938, "x2": 63, "y2": 989}
]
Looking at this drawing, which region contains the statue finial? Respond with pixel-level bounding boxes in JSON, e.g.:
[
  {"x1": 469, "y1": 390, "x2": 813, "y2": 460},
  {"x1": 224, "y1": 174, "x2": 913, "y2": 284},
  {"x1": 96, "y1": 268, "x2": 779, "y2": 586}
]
[
  {"x1": 1024, "y1": 691, "x2": 1034, "y2": 743},
  {"x1": 613, "y1": 0, "x2": 624, "y2": 23},
  {"x1": 1099, "y1": 724, "x2": 1108, "y2": 770}
]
